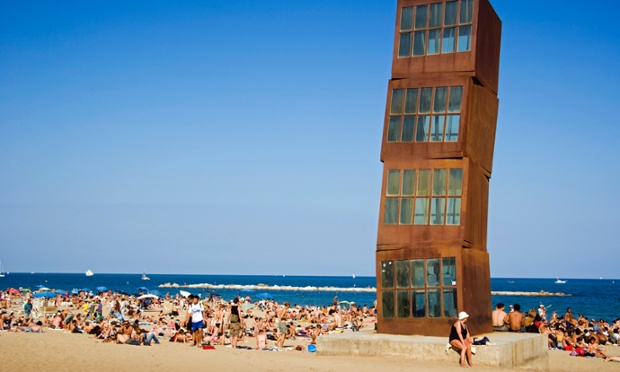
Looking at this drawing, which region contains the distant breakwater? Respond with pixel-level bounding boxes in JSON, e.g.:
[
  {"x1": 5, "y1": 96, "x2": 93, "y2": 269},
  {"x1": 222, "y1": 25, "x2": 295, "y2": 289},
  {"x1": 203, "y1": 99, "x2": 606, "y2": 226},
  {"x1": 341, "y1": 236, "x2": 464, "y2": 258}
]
[{"x1": 158, "y1": 282, "x2": 567, "y2": 297}]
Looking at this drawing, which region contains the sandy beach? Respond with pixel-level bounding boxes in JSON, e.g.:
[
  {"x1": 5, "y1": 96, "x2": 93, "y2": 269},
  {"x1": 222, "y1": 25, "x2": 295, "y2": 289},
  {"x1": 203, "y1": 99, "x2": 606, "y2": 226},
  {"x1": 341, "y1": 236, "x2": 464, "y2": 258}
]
[{"x1": 1, "y1": 327, "x2": 620, "y2": 371}]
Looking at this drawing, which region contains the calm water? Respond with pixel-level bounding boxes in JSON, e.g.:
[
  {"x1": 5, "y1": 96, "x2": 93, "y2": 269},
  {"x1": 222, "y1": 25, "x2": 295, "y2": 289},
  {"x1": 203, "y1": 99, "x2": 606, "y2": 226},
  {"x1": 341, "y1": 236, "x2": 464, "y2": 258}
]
[{"x1": 1, "y1": 273, "x2": 618, "y2": 321}]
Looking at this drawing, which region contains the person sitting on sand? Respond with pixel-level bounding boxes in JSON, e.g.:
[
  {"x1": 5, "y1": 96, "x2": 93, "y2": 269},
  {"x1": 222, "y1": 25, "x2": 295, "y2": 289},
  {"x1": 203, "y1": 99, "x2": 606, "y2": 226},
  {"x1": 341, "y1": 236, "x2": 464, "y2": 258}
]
[
  {"x1": 492, "y1": 303, "x2": 508, "y2": 331},
  {"x1": 449, "y1": 311, "x2": 473, "y2": 367},
  {"x1": 256, "y1": 329, "x2": 267, "y2": 350},
  {"x1": 506, "y1": 304, "x2": 525, "y2": 332}
]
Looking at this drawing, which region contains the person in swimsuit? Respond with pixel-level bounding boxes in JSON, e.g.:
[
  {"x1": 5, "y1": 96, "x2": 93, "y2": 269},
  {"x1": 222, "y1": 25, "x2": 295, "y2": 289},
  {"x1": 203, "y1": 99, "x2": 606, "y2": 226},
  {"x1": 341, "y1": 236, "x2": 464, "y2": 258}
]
[{"x1": 449, "y1": 311, "x2": 473, "y2": 367}]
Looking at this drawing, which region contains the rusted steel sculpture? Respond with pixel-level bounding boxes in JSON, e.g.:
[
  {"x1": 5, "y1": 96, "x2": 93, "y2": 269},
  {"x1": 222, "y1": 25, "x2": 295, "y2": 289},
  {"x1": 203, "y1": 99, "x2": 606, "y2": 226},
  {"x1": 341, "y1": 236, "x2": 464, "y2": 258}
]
[{"x1": 376, "y1": 0, "x2": 501, "y2": 336}]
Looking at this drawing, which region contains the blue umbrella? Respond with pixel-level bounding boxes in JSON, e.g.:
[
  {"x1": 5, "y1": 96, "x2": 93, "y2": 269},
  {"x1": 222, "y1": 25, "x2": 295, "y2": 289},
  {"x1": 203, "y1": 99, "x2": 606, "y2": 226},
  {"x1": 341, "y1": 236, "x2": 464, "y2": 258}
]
[
  {"x1": 256, "y1": 293, "x2": 273, "y2": 300},
  {"x1": 81, "y1": 288, "x2": 92, "y2": 292},
  {"x1": 33, "y1": 291, "x2": 56, "y2": 298},
  {"x1": 54, "y1": 289, "x2": 68, "y2": 295},
  {"x1": 137, "y1": 287, "x2": 149, "y2": 292},
  {"x1": 71, "y1": 288, "x2": 79, "y2": 294},
  {"x1": 96, "y1": 286, "x2": 108, "y2": 292}
]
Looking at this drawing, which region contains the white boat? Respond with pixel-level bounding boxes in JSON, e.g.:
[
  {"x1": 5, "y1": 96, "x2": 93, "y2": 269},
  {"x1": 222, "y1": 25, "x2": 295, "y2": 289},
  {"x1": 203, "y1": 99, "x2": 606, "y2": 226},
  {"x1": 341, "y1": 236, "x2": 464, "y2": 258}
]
[
  {"x1": 352, "y1": 273, "x2": 356, "y2": 279},
  {"x1": 85, "y1": 270, "x2": 94, "y2": 277},
  {"x1": 141, "y1": 272, "x2": 150, "y2": 281},
  {"x1": 555, "y1": 278, "x2": 566, "y2": 284},
  {"x1": 0, "y1": 260, "x2": 5, "y2": 277}
]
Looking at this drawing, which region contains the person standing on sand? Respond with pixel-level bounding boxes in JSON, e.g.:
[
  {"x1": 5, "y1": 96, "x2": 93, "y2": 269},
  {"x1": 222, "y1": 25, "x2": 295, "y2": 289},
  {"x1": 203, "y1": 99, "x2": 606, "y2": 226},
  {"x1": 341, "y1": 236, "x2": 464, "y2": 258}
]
[
  {"x1": 506, "y1": 303, "x2": 525, "y2": 332},
  {"x1": 449, "y1": 311, "x2": 473, "y2": 367},
  {"x1": 492, "y1": 303, "x2": 508, "y2": 331},
  {"x1": 229, "y1": 297, "x2": 244, "y2": 349},
  {"x1": 184, "y1": 295, "x2": 206, "y2": 347}
]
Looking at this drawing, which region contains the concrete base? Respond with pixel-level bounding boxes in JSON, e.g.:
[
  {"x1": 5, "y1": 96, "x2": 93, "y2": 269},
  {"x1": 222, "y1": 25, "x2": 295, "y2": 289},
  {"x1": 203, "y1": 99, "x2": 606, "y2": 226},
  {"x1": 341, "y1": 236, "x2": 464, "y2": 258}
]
[{"x1": 316, "y1": 331, "x2": 549, "y2": 371}]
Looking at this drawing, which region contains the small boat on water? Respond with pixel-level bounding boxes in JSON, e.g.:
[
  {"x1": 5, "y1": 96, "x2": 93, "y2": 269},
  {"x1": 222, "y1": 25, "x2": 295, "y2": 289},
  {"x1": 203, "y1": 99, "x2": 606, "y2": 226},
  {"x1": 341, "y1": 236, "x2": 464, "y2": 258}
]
[
  {"x1": 141, "y1": 272, "x2": 150, "y2": 281},
  {"x1": 555, "y1": 278, "x2": 566, "y2": 284},
  {"x1": 85, "y1": 270, "x2": 94, "y2": 277},
  {"x1": 0, "y1": 260, "x2": 5, "y2": 277}
]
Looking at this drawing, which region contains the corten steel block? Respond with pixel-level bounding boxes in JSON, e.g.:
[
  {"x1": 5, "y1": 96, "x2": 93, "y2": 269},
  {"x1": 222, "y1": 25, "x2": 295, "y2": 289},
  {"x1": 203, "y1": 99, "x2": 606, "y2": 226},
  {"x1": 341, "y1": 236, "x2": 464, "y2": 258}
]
[
  {"x1": 376, "y1": 247, "x2": 492, "y2": 336},
  {"x1": 380, "y1": 76, "x2": 499, "y2": 176},
  {"x1": 377, "y1": 157, "x2": 489, "y2": 251},
  {"x1": 391, "y1": 0, "x2": 502, "y2": 94}
]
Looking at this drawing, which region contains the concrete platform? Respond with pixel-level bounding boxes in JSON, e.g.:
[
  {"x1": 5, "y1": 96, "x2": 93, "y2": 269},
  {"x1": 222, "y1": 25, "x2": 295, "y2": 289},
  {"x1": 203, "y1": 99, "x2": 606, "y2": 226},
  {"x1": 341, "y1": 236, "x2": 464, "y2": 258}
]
[{"x1": 316, "y1": 331, "x2": 549, "y2": 371}]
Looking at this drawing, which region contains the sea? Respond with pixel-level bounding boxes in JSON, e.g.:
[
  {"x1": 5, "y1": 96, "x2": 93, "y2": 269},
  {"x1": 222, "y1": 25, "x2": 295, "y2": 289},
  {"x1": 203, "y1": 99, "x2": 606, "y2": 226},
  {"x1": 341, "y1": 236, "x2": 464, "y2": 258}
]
[{"x1": 1, "y1": 273, "x2": 618, "y2": 322}]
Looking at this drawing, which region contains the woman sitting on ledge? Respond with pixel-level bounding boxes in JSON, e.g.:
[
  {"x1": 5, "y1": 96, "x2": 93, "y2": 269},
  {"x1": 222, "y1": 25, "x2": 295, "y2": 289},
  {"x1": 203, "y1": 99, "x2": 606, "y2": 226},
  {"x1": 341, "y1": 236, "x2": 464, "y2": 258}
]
[{"x1": 449, "y1": 311, "x2": 474, "y2": 368}]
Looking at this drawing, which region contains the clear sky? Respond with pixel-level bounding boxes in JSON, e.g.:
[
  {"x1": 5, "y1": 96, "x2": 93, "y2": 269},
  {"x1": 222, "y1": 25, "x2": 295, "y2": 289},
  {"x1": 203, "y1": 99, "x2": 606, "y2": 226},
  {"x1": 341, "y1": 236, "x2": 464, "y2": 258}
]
[{"x1": 1, "y1": 1, "x2": 618, "y2": 278}]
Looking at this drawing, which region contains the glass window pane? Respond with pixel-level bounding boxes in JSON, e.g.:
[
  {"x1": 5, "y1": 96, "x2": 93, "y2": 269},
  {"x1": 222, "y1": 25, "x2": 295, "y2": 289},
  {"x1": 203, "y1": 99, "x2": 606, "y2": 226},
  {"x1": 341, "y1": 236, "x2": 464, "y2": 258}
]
[
  {"x1": 444, "y1": 1, "x2": 457, "y2": 26},
  {"x1": 430, "y1": 198, "x2": 445, "y2": 225},
  {"x1": 404, "y1": 88, "x2": 418, "y2": 114},
  {"x1": 446, "y1": 198, "x2": 461, "y2": 225},
  {"x1": 460, "y1": 0, "x2": 473, "y2": 24},
  {"x1": 417, "y1": 169, "x2": 431, "y2": 196},
  {"x1": 428, "y1": 289, "x2": 441, "y2": 317},
  {"x1": 390, "y1": 89, "x2": 404, "y2": 114},
  {"x1": 398, "y1": 33, "x2": 412, "y2": 58},
  {"x1": 414, "y1": 5, "x2": 428, "y2": 30},
  {"x1": 443, "y1": 289, "x2": 458, "y2": 318},
  {"x1": 442, "y1": 257, "x2": 456, "y2": 286},
  {"x1": 413, "y1": 31, "x2": 426, "y2": 56},
  {"x1": 457, "y1": 26, "x2": 472, "y2": 52},
  {"x1": 419, "y1": 88, "x2": 432, "y2": 113},
  {"x1": 402, "y1": 170, "x2": 416, "y2": 196},
  {"x1": 400, "y1": 198, "x2": 413, "y2": 225},
  {"x1": 411, "y1": 260, "x2": 425, "y2": 288},
  {"x1": 413, "y1": 291, "x2": 426, "y2": 317},
  {"x1": 400, "y1": 7, "x2": 413, "y2": 31},
  {"x1": 433, "y1": 87, "x2": 448, "y2": 113},
  {"x1": 384, "y1": 198, "x2": 398, "y2": 225},
  {"x1": 433, "y1": 169, "x2": 447, "y2": 196},
  {"x1": 402, "y1": 117, "x2": 415, "y2": 142},
  {"x1": 387, "y1": 170, "x2": 401, "y2": 196},
  {"x1": 382, "y1": 290, "x2": 395, "y2": 318},
  {"x1": 427, "y1": 29, "x2": 440, "y2": 55},
  {"x1": 387, "y1": 117, "x2": 401, "y2": 142},
  {"x1": 396, "y1": 260, "x2": 410, "y2": 288},
  {"x1": 429, "y1": 3, "x2": 442, "y2": 28},
  {"x1": 430, "y1": 116, "x2": 445, "y2": 142},
  {"x1": 415, "y1": 116, "x2": 429, "y2": 142},
  {"x1": 445, "y1": 115, "x2": 460, "y2": 142},
  {"x1": 414, "y1": 197, "x2": 429, "y2": 225},
  {"x1": 448, "y1": 168, "x2": 463, "y2": 196},
  {"x1": 427, "y1": 259, "x2": 440, "y2": 286},
  {"x1": 397, "y1": 290, "x2": 411, "y2": 318},
  {"x1": 381, "y1": 261, "x2": 395, "y2": 288},
  {"x1": 442, "y1": 27, "x2": 456, "y2": 53},
  {"x1": 448, "y1": 86, "x2": 463, "y2": 113}
]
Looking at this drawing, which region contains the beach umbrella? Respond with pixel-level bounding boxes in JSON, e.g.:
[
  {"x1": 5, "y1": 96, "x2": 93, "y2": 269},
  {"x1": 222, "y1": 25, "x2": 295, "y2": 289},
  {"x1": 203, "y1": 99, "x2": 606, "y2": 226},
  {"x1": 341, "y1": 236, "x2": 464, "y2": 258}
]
[
  {"x1": 138, "y1": 294, "x2": 159, "y2": 300},
  {"x1": 20, "y1": 288, "x2": 31, "y2": 293},
  {"x1": 81, "y1": 288, "x2": 92, "y2": 292},
  {"x1": 241, "y1": 303, "x2": 254, "y2": 311},
  {"x1": 338, "y1": 300, "x2": 352, "y2": 305},
  {"x1": 137, "y1": 287, "x2": 149, "y2": 292},
  {"x1": 54, "y1": 289, "x2": 68, "y2": 295},
  {"x1": 149, "y1": 290, "x2": 162, "y2": 296},
  {"x1": 7, "y1": 288, "x2": 20, "y2": 295},
  {"x1": 33, "y1": 291, "x2": 56, "y2": 298},
  {"x1": 116, "y1": 290, "x2": 131, "y2": 296},
  {"x1": 256, "y1": 293, "x2": 273, "y2": 300},
  {"x1": 71, "y1": 288, "x2": 79, "y2": 295},
  {"x1": 36, "y1": 285, "x2": 50, "y2": 291},
  {"x1": 179, "y1": 290, "x2": 191, "y2": 297},
  {"x1": 96, "y1": 286, "x2": 108, "y2": 293}
]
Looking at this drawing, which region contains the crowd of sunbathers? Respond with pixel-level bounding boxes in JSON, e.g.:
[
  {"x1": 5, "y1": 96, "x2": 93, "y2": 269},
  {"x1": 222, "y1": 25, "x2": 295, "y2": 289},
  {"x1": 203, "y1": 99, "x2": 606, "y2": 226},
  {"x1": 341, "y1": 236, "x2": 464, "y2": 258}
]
[
  {"x1": 492, "y1": 302, "x2": 620, "y2": 362},
  {"x1": 0, "y1": 289, "x2": 377, "y2": 350}
]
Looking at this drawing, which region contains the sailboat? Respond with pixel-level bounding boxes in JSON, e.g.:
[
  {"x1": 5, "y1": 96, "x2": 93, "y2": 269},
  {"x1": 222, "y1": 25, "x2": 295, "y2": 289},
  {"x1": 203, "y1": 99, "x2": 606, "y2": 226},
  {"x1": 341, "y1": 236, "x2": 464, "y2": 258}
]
[
  {"x1": 141, "y1": 271, "x2": 150, "y2": 281},
  {"x1": 85, "y1": 269, "x2": 94, "y2": 277},
  {"x1": 0, "y1": 260, "x2": 5, "y2": 277}
]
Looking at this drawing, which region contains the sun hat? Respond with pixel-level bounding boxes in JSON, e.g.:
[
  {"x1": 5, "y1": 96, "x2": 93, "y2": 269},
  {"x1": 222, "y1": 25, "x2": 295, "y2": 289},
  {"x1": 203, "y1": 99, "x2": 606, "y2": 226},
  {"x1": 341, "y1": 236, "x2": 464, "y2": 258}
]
[{"x1": 458, "y1": 311, "x2": 469, "y2": 320}]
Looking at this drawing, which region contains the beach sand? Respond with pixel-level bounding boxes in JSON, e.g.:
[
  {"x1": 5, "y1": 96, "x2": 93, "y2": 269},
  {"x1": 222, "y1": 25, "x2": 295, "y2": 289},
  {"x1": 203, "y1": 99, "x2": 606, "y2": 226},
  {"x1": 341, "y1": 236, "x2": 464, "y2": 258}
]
[{"x1": 1, "y1": 329, "x2": 620, "y2": 371}]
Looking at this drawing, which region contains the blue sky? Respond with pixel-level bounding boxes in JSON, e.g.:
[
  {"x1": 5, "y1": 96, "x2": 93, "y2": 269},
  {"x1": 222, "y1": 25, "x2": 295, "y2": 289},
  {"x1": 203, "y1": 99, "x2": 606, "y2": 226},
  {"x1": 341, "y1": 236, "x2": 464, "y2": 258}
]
[{"x1": 1, "y1": 1, "x2": 618, "y2": 278}]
